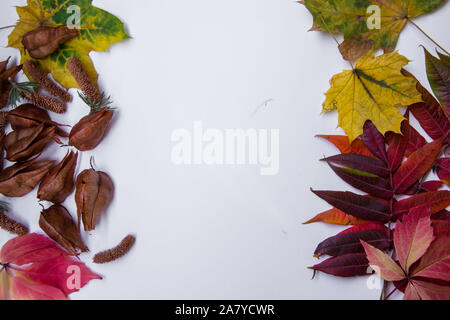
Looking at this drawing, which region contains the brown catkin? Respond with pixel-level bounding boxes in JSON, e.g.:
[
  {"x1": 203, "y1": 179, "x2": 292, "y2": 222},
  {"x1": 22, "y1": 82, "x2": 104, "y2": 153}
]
[
  {"x1": 24, "y1": 60, "x2": 72, "y2": 103},
  {"x1": 0, "y1": 212, "x2": 29, "y2": 236},
  {"x1": 23, "y1": 91, "x2": 66, "y2": 114},
  {"x1": 67, "y1": 57, "x2": 102, "y2": 104},
  {"x1": 93, "y1": 234, "x2": 136, "y2": 264}
]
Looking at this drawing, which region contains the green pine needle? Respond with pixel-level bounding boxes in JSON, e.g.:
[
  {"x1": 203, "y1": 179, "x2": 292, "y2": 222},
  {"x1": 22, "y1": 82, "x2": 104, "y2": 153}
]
[
  {"x1": 78, "y1": 91, "x2": 114, "y2": 113},
  {"x1": 7, "y1": 80, "x2": 38, "y2": 108}
]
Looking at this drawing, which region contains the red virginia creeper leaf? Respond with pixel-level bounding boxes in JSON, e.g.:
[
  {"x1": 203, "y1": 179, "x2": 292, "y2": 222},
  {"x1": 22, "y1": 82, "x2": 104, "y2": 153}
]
[
  {"x1": 394, "y1": 206, "x2": 434, "y2": 273},
  {"x1": 0, "y1": 233, "x2": 67, "y2": 266},
  {"x1": 9, "y1": 277, "x2": 67, "y2": 300},
  {"x1": 405, "y1": 279, "x2": 450, "y2": 300},
  {"x1": 311, "y1": 190, "x2": 391, "y2": 223},
  {"x1": 393, "y1": 135, "x2": 446, "y2": 194},
  {"x1": 412, "y1": 235, "x2": 450, "y2": 281},
  {"x1": 314, "y1": 223, "x2": 390, "y2": 257},
  {"x1": 309, "y1": 253, "x2": 369, "y2": 278},
  {"x1": 361, "y1": 241, "x2": 405, "y2": 282},
  {"x1": 15, "y1": 256, "x2": 102, "y2": 296}
]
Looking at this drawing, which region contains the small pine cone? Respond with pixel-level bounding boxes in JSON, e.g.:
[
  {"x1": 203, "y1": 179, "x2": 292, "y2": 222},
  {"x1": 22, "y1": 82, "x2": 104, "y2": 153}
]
[
  {"x1": 67, "y1": 57, "x2": 101, "y2": 105},
  {"x1": 93, "y1": 234, "x2": 136, "y2": 264},
  {"x1": 24, "y1": 60, "x2": 72, "y2": 103},
  {"x1": 0, "y1": 212, "x2": 29, "y2": 236},
  {"x1": 24, "y1": 92, "x2": 66, "y2": 114}
]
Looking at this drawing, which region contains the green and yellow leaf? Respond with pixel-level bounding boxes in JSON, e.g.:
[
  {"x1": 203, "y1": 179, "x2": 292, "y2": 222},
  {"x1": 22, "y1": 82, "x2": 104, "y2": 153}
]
[
  {"x1": 323, "y1": 50, "x2": 422, "y2": 142},
  {"x1": 8, "y1": 0, "x2": 130, "y2": 89}
]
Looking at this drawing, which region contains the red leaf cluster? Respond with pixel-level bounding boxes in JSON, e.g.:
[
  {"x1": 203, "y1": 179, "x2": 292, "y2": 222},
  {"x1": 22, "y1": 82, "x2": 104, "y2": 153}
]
[{"x1": 308, "y1": 73, "x2": 450, "y2": 300}]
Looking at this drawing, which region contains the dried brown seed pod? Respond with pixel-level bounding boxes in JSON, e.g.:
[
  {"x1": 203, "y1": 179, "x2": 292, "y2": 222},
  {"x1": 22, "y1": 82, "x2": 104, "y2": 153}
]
[
  {"x1": 93, "y1": 235, "x2": 135, "y2": 264},
  {"x1": 0, "y1": 159, "x2": 54, "y2": 197},
  {"x1": 4, "y1": 124, "x2": 55, "y2": 162},
  {"x1": 75, "y1": 167, "x2": 114, "y2": 231},
  {"x1": 23, "y1": 91, "x2": 66, "y2": 114},
  {"x1": 22, "y1": 26, "x2": 78, "y2": 60},
  {"x1": 24, "y1": 60, "x2": 72, "y2": 102},
  {"x1": 67, "y1": 57, "x2": 101, "y2": 105},
  {"x1": 69, "y1": 107, "x2": 114, "y2": 151},
  {"x1": 39, "y1": 205, "x2": 88, "y2": 256},
  {"x1": 0, "y1": 211, "x2": 29, "y2": 236},
  {"x1": 7, "y1": 104, "x2": 69, "y2": 137},
  {"x1": 38, "y1": 151, "x2": 78, "y2": 203},
  {"x1": 0, "y1": 59, "x2": 22, "y2": 109}
]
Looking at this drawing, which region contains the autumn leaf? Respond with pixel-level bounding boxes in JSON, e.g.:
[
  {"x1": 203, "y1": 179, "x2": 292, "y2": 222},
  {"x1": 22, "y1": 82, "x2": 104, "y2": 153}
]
[
  {"x1": 423, "y1": 48, "x2": 450, "y2": 113},
  {"x1": 302, "y1": 0, "x2": 448, "y2": 60},
  {"x1": 8, "y1": 0, "x2": 130, "y2": 90},
  {"x1": 323, "y1": 51, "x2": 422, "y2": 142},
  {"x1": 0, "y1": 233, "x2": 101, "y2": 300},
  {"x1": 362, "y1": 206, "x2": 450, "y2": 300}
]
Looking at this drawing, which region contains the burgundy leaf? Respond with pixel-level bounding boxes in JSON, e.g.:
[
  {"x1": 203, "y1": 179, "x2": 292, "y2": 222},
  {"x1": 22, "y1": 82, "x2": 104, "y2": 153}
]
[
  {"x1": 323, "y1": 154, "x2": 390, "y2": 177},
  {"x1": 393, "y1": 136, "x2": 446, "y2": 194},
  {"x1": 311, "y1": 190, "x2": 391, "y2": 223},
  {"x1": 387, "y1": 120, "x2": 409, "y2": 171},
  {"x1": 314, "y1": 223, "x2": 391, "y2": 257},
  {"x1": 309, "y1": 253, "x2": 369, "y2": 278},
  {"x1": 327, "y1": 163, "x2": 393, "y2": 199},
  {"x1": 435, "y1": 158, "x2": 450, "y2": 185},
  {"x1": 421, "y1": 180, "x2": 444, "y2": 192},
  {"x1": 409, "y1": 102, "x2": 450, "y2": 141},
  {"x1": 393, "y1": 191, "x2": 450, "y2": 219},
  {"x1": 362, "y1": 121, "x2": 388, "y2": 164}
]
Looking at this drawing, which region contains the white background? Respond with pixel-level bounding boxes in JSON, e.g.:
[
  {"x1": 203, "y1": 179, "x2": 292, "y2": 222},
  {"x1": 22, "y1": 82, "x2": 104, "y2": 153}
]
[{"x1": 0, "y1": 0, "x2": 449, "y2": 300}]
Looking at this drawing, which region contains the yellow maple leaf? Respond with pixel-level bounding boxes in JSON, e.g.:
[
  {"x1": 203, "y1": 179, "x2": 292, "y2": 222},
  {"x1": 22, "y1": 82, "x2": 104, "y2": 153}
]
[
  {"x1": 323, "y1": 51, "x2": 422, "y2": 142},
  {"x1": 8, "y1": 0, "x2": 129, "y2": 90}
]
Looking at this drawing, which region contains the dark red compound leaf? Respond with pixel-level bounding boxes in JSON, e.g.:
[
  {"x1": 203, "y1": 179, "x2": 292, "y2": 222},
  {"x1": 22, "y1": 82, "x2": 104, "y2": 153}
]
[
  {"x1": 323, "y1": 153, "x2": 390, "y2": 177},
  {"x1": 393, "y1": 135, "x2": 447, "y2": 194},
  {"x1": 311, "y1": 190, "x2": 391, "y2": 223},
  {"x1": 435, "y1": 158, "x2": 450, "y2": 185},
  {"x1": 393, "y1": 190, "x2": 450, "y2": 220},
  {"x1": 405, "y1": 123, "x2": 427, "y2": 157},
  {"x1": 409, "y1": 102, "x2": 450, "y2": 142},
  {"x1": 386, "y1": 120, "x2": 409, "y2": 171},
  {"x1": 361, "y1": 121, "x2": 389, "y2": 164},
  {"x1": 314, "y1": 223, "x2": 391, "y2": 257},
  {"x1": 432, "y1": 210, "x2": 450, "y2": 222},
  {"x1": 327, "y1": 163, "x2": 393, "y2": 199},
  {"x1": 309, "y1": 253, "x2": 370, "y2": 278},
  {"x1": 421, "y1": 180, "x2": 444, "y2": 192}
]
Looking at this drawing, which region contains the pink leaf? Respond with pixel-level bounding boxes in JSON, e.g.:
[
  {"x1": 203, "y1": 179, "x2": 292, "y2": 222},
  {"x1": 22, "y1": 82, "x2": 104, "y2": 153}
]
[
  {"x1": 361, "y1": 241, "x2": 405, "y2": 281},
  {"x1": 10, "y1": 277, "x2": 67, "y2": 300},
  {"x1": 394, "y1": 206, "x2": 435, "y2": 273},
  {"x1": 412, "y1": 235, "x2": 450, "y2": 281},
  {"x1": 16, "y1": 256, "x2": 102, "y2": 296},
  {"x1": 0, "y1": 234, "x2": 68, "y2": 266}
]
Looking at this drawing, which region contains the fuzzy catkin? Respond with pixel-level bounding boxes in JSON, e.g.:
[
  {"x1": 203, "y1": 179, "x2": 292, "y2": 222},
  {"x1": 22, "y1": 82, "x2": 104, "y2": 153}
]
[
  {"x1": 67, "y1": 57, "x2": 101, "y2": 105},
  {"x1": 23, "y1": 92, "x2": 66, "y2": 114},
  {"x1": 0, "y1": 212, "x2": 29, "y2": 236},
  {"x1": 93, "y1": 234, "x2": 136, "y2": 264},
  {"x1": 24, "y1": 60, "x2": 72, "y2": 103}
]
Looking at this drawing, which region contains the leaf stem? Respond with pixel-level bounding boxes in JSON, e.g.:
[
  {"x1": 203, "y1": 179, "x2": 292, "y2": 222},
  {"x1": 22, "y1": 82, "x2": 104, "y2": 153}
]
[
  {"x1": 408, "y1": 19, "x2": 450, "y2": 56},
  {"x1": 0, "y1": 25, "x2": 15, "y2": 31},
  {"x1": 318, "y1": 14, "x2": 354, "y2": 69}
]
